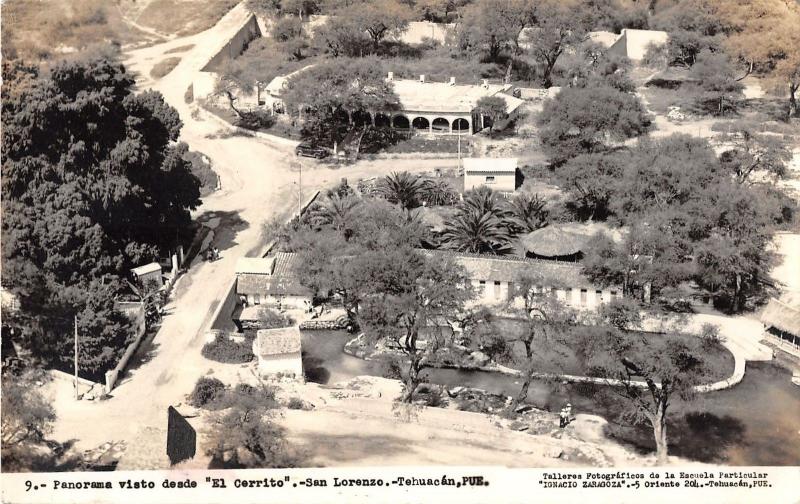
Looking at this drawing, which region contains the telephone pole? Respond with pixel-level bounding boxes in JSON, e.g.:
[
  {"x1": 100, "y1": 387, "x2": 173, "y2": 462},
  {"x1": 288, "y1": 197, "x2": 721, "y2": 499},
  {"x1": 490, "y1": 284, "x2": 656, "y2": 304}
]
[
  {"x1": 298, "y1": 160, "x2": 302, "y2": 216},
  {"x1": 74, "y1": 316, "x2": 79, "y2": 400}
]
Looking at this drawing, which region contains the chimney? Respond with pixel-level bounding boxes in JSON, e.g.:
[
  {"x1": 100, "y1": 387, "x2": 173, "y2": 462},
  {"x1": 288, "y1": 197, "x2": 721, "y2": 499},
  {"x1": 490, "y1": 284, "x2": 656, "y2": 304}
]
[
  {"x1": 387, "y1": 71, "x2": 394, "y2": 81},
  {"x1": 449, "y1": 76, "x2": 456, "y2": 86},
  {"x1": 419, "y1": 74, "x2": 426, "y2": 83}
]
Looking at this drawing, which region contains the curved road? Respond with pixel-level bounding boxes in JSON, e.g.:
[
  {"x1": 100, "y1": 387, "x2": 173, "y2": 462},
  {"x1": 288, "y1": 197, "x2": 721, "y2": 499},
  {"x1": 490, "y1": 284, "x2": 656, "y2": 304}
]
[{"x1": 47, "y1": 4, "x2": 459, "y2": 454}]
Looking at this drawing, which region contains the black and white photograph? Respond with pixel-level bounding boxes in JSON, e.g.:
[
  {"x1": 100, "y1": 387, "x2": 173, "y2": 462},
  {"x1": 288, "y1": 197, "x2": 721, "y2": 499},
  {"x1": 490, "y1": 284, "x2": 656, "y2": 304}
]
[{"x1": 1, "y1": 0, "x2": 799, "y2": 502}]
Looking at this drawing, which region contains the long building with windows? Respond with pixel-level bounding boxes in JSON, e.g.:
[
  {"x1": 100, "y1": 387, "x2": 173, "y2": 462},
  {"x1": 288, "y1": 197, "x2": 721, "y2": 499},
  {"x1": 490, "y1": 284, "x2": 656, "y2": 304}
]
[
  {"x1": 421, "y1": 250, "x2": 622, "y2": 310},
  {"x1": 263, "y1": 69, "x2": 525, "y2": 135}
]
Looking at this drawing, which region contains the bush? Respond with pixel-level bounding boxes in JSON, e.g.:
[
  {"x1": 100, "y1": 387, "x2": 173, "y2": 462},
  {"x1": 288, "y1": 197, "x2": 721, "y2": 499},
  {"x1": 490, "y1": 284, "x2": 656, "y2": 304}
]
[
  {"x1": 184, "y1": 84, "x2": 194, "y2": 104},
  {"x1": 191, "y1": 377, "x2": 226, "y2": 407},
  {"x1": 287, "y1": 397, "x2": 305, "y2": 410},
  {"x1": 150, "y1": 57, "x2": 181, "y2": 79},
  {"x1": 699, "y1": 323, "x2": 723, "y2": 350},
  {"x1": 201, "y1": 335, "x2": 254, "y2": 364},
  {"x1": 236, "y1": 110, "x2": 275, "y2": 130},
  {"x1": 257, "y1": 308, "x2": 295, "y2": 329}
]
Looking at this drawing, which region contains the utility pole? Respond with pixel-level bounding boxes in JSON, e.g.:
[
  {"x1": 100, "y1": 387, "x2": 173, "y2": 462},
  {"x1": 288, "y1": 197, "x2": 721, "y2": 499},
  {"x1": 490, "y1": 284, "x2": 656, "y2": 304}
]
[
  {"x1": 457, "y1": 129, "x2": 462, "y2": 173},
  {"x1": 74, "y1": 315, "x2": 79, "y2": 400},
  {"x1": 298, "y1": 161, "x2": 302, "y2": 216}
]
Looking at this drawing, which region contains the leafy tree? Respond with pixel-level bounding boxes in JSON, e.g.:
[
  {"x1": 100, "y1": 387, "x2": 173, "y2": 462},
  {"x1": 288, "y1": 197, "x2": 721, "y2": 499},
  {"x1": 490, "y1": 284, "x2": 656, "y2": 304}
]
[
  {"x1": 1, "y1": 371, "x2": 56, "y2": 448},
  {"x1": 457, "y1": 0, "x2": 534, "y2": 62},
  {"x1": 203, "y1": 382, "x2": 303, "y2": 468},
  {"x1": 558, "y1": 151, "x2": 627, "y2": 220},
  {"x1": 357, "y1": 250, "x2": 473, "y2": 402},
  {"x1": 480, "y1": 274, "x2": 574, "y2": 404},
  {"x1": 577, "y1": 324, "x2": 722, "y2": 465},
  {"x1": 475, "y1": 95, "x2": 508, "y2": 132},
  {"x1": 718, "y1": 123, "x2": 792, "y2": 184},
  {"x1": 312, "y1": 15, "x2": 369, "y2": 57},
  {"x1": 281, "y1": 0, "x2": 321, "y2": 17},
  {"x1": 561, "y1": 43, "x2": 635, "y2": 92},
  {"x1": 712, "y1": 0, "x2": 800, "y2": 116},
  {"x1": 377, "y1": 172, "x2": 423, "y2": 210},
  {"x1": 338, "y1": 0, "x2": 413, "y2": 51},
  {"x1": 652, "y1": 0, "x2": 724, "y2": 68},
  {"x1": 2, "y1": 58, "x2": 201, "y2": 372},
  {"x1": 689, "y1": 49, "x2": 744, "y2": 115},
  {"x1": 610, "y1": 134, "x2": 719, "y2": 219},
  {"x1": 271, "y1": 17, "x2": 309, "y2": 60},
  {"x1": 526, "y1": 0, "x2": 589, "y2": 87},
  {"x1": 1, "y1": 371, "x2": 58, "y2": 470},
  {"x1": 283, "y1": 57, "x2": 398, "y2": 141},
  {"x1": 248, "y1": 0, "x2": 319, "y2": 17},
  {"x1": 694, "y1": 181, "x2": 780, "y2": 312},
  {"x1": 537, "y1": 86, "x2": 652, "y2": 165},
  {"x1": 416, "y1": 0, "x2": 460, "y2": 22},
  {"x1": 507, "y1": 193, "x2": 549, "y2": 233}
]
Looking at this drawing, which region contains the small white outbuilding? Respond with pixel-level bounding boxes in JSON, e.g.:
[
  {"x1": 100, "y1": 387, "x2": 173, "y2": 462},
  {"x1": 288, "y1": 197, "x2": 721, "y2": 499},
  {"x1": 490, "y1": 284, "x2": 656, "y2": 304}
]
[
  {"x1": 253, "y1": 327, "x2": 304, "y2": 381},
  {"x1": 463, "y1": 157, "x2": 518, "y2": 193}
]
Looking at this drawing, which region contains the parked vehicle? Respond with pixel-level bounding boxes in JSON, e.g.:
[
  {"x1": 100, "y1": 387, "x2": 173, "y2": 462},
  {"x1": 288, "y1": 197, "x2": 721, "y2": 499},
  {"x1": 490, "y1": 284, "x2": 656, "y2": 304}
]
[{"x1": 295, "y1": 141, "x2": 329, "y2": 159}]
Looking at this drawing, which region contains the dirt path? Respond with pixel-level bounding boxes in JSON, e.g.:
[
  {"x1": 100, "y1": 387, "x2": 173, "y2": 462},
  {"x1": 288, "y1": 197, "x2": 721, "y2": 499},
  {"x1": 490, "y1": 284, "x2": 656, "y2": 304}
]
[{"x1": 46, "y1": 6, "x2": 458, "y2": 458}]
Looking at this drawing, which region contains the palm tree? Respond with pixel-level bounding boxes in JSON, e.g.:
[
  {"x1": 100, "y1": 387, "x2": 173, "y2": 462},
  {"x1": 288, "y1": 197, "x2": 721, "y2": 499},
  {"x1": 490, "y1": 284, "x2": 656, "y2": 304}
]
[
  {"x1": 420, "y1": 179, "x2": 458, "y2": 206},
  {"x1": 507, "y1": 193, "x2": 549, "y2": 234},
  {"x1": 461, "y1": 186, "x2": 511, "y2": 221},
  {"x1": 320, "y1": 193, "x2": 361, "y2": 231},
  {"x1": 441, "y1": 211, "x2": 513, "y2": 254},
  {"x1": 377, "y1": 172, "x2": 423, "y2": 210}
]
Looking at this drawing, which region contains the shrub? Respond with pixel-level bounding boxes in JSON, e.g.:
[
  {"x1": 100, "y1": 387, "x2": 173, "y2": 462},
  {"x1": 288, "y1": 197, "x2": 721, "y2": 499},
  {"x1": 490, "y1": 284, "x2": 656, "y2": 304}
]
[
  {"x1": 184, "y1": 84, "x2": 194, "y2": 104},
  {"x1": 287, "y1": 397, "x2": 305, "y2": 410},
  {"x1": 236, "y1": 110, "x2": 275, "y2": 130},
  {"x1": 201, "y1": 335, "x2": 254, "y2": 364},
  {"x1": 150, "y1": 57, "x2": 181, "y2": 79},
  {"x1": 191, "y1": 377, "x2": 226, "y2": 407},
  {"x1": 699, "y1": 323, "x2": 723, "y2": 350},
  {"x1": 257, "y1": 308, "x2": 295, "y2": 329}
]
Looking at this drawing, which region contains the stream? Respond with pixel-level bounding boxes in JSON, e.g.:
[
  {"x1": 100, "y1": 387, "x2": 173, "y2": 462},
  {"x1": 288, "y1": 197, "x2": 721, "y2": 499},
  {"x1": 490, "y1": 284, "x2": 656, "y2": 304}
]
[{"x1": 300, "y1": 330, "x2": 800, "y2": 466}]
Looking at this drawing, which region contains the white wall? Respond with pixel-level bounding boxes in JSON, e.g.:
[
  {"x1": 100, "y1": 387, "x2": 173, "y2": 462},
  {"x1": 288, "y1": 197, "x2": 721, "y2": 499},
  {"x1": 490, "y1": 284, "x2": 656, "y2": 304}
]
[
  {"x1": 464, "y1": 172, "x2": 515, "y2": 192},
  {"x1": 256, "y1": 351, "x2": 303, "y2": 381}
]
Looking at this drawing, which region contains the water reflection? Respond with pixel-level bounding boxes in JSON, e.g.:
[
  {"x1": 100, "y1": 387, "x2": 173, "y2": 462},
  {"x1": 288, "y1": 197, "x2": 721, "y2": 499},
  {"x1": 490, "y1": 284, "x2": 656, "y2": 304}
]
[{"x1": 301, "y1": 330, "x2": 800, "y2": 465}]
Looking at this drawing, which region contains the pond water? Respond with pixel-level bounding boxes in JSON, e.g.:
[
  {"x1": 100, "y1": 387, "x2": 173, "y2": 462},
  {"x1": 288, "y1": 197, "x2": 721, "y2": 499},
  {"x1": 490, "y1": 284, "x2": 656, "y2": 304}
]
[{"x1": 300, "y1": 330, "x2": 800, "y2": 466}]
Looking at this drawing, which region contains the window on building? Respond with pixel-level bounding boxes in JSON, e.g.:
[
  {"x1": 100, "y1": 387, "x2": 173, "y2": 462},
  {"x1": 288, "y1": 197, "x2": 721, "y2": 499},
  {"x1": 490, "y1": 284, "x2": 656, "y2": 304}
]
[
  {"x1": 564, "y1": 288, "x2": 572, "y2": 304},
  {"x1": 253, "y1": 294, "x2": 261, "y2": 305},
  {"x1": 610, "y1": 290, "x2": 618, "y2": 298},
  {"x1": 485, "y1": 176, "x2": 495, "y2": 184},
  {"x1": 580, "y1": 289, "x2": 588, "y2": 305}
]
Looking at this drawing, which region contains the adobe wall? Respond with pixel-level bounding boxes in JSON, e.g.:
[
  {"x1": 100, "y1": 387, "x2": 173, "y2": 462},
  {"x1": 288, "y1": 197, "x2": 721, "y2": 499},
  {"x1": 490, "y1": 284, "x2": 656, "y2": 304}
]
[{"x1": 201, "y1": 13, "x2": 262, "y2": 73}]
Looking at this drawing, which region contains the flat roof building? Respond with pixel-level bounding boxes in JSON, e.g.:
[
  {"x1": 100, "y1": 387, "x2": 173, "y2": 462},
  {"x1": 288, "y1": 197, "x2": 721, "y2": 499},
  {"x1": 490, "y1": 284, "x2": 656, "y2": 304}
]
[{"x1": 463, "y1": 157, "x2": 518, "y2": 192}]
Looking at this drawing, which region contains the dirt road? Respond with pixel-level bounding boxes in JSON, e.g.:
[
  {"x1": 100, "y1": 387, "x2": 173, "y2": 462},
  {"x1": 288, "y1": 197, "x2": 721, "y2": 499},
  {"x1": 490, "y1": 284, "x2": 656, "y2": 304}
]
[{"x1": 47, "y1": 4, "x2": 458, "y2": 456}]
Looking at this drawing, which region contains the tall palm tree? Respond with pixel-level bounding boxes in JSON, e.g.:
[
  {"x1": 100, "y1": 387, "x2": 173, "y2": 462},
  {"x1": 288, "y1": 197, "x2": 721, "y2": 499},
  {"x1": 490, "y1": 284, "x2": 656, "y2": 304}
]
[
  {"x1": 507, "y1": 193, "x2": 549, "y2": 234},
  {"x1": 377, "y1": 171, "x2": 423, "y2": 210},
  {"x1": 441, "y1": 211, "x2": 513, "y2": 254}
]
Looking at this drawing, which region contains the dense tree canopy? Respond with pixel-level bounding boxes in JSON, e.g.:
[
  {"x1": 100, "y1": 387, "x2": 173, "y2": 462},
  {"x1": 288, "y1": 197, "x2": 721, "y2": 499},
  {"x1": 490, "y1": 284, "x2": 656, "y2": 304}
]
[
  {"x1": 576, "y1": 134, "x2": 785, "y2": 310},
  {"x1": 282, "y1": 57, "x2": 399, "y2": 141},
  {"x1": 689, "y1": 49, "x2": 744, "y2": 115},
  {"x1": 711, "y1": 0, "x2": 800, "y2": 116},
  {"x1": 1, "y1": 58, "x2": 201, "y2": 372},
  {"x1": 537, "y1": 86, "x2": 652, "y2": 165}
]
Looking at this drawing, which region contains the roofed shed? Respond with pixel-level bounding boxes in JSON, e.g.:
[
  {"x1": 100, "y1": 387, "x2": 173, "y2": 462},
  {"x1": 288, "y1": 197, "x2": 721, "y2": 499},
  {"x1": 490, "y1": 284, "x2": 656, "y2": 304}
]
[{"x1": 253, "y1": 327, "x2": 304, "y2": 380}]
